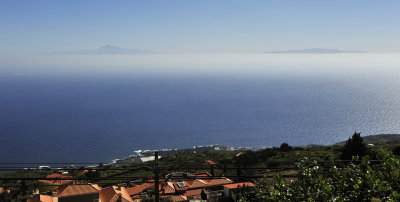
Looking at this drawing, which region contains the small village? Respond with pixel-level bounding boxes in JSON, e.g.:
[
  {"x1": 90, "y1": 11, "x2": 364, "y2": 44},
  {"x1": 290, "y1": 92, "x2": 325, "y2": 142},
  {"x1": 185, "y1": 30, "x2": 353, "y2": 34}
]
[
  {"x1": 0, "y1": 146, "x2": 256, "y2": 202},
  {"x1": 19, "y1": 170, "x2": 253, "y2": 202},
  {"x1": 0, "y1": 162, "x2": 254, "y2": 202}
]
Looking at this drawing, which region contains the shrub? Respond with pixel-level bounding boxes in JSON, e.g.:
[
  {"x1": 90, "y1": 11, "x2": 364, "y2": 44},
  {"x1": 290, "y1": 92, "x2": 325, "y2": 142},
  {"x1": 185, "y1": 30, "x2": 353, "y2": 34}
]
[
  {"x1": 392, "y1": 146, "x2": 400, "y2": 156},
  {"x1": 340, "y1": 131, "x2": 366, "y2": 160},
  {"x1": 235, "y1": 153, "x2": 400, "y2": 201},
  {"x1": 279, "y1": 143, "x2": 292, "y2": 152}
]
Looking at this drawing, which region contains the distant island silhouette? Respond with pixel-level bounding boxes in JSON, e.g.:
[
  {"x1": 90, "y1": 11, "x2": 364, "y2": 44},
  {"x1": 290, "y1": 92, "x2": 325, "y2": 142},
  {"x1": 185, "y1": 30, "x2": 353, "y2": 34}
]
[
  {"x1": 49, "y1": 45, "x2": 157, "y2": 55},
  {"x1": 266, "y1": 48, "x2": 365, "y2": 54}
]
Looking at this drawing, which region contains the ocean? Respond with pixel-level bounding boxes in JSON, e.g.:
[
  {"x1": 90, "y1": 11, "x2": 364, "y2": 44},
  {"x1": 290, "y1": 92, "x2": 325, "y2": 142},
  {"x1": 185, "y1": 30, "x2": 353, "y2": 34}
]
[{"x1": 1, "y1": 53, "x2": 400, "y2": 163}]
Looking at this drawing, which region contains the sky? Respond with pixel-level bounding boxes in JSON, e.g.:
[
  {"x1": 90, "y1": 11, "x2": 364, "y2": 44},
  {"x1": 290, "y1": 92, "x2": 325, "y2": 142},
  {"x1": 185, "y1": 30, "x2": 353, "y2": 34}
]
[{"x1": 1, "y1": 0, "x2": 400, "y2": 56}]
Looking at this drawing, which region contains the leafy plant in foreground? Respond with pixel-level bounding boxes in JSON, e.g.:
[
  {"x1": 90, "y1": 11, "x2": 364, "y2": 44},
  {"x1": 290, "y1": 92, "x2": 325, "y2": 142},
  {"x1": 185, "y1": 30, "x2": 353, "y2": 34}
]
[{"x1": 235, "y1": 152, "x2": 400, "y2": 201}]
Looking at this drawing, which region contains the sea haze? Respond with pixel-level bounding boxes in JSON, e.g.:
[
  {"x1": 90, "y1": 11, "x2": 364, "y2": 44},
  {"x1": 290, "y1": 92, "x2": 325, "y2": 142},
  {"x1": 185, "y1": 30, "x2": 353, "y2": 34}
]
[{"x1": 1, "y1": 53, "x2": 400, "y2": 163}]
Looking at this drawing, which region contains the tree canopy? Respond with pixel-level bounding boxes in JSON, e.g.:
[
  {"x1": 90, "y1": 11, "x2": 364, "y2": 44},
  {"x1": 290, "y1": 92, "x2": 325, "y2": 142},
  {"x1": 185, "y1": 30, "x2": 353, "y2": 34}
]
[{"x1": 340, "y1": 131, "x2": 366, "y2": 160}]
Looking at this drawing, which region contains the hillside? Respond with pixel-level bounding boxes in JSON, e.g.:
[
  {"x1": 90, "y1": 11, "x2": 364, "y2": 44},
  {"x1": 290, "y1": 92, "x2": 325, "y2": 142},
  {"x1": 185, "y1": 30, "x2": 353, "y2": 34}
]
[
  {"x1": 266, "y1": 48, "x2": 365, "y2": 54},
  {"x1": 335, "y1": 134, "x2": 400, "y2": 145}
]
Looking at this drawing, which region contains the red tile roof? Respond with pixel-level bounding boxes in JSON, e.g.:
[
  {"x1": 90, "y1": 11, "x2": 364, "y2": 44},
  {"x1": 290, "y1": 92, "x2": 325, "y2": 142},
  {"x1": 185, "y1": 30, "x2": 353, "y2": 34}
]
[
  {"x1": 205, "y1": 178, "x2": 232, "y2": 186},
  {"x1": 126, "y1": 183, "x2": 153, "y2": 196},
  {"x1": 38, "y1": 173, "x2": 73, "y2": 185},
  {"x1": 162, "y1": 182, "x2": 176, "y2": 194},
  {"x1": 193, "y1": 173, "x2": 211, "y2": 177},
  {"x1": 205, "y1": 160, "x2": 216, "y2": 165},
  {"x1": 100, "y1": 186, "x2": 119, "y2": 202},
  {"x1": 120, "y1": 187, "x2": 134, "y2": 202},
  {"x1": 100, "y1": 186, "x2": 133, "y2": 202},
  {"x1": 147, "y1": 178, "x2": 164, "y2": 182},
  {"x1": 182, "y1": 180, "x2": 194, "y2": 187},
  {"x1": 200, "y1": 179, "x2": 212, "y2": 184},
  {"x1": 183, "y1": 188, "x2": 204, "y2": 197},
  {"x1": 80, "y1": 169, "x2": 96, "y2": 174},
  {"x1": 183, "y1": 179, "x2": 207, "y2": 189},
  {"x1": 91, "y1": 184, "x2": 102, "y2": 190},
  {"x1": 27, "y1": 195, "x2": 55, "y2": 202},
  {"x1": 223, "y1": 182, "x2": 255, "y2": 189},
  {"x1": 58, "y1": 184, "x2": 101, "y2": 198},
  {"x1": 166, "y1": 195, "x2": 188, "y2": 201},
  {"x1": 172, "y1": 182, "x2": 187, "y2": 192}
]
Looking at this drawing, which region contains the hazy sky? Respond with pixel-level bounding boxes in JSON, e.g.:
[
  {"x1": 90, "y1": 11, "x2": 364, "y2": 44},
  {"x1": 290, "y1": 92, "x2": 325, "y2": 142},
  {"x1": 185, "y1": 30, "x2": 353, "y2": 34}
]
[{"x1": 1, "y1": 0, "x2": 400, "y2": 55}]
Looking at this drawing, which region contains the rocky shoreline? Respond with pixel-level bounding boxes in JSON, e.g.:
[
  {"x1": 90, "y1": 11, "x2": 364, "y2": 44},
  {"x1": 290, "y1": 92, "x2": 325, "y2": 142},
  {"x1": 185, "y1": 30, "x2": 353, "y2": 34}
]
[
  {"x1": 111, "y1": 134, "x2": 400, "y2": 166},
  {"x1": 112, "y1": 144, "x2": 255, "y2": 165}
]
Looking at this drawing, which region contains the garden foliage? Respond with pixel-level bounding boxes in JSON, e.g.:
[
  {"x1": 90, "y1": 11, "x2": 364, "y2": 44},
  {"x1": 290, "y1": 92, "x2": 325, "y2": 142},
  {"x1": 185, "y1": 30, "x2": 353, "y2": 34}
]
[{"x1": 234, "y1": 152, "x2": 400, "y2": 201}]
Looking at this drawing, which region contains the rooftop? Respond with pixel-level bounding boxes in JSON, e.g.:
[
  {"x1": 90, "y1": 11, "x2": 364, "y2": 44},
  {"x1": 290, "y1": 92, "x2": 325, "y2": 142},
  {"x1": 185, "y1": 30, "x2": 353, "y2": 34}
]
[
  {"x1": 223, "y1": 182, "x2": 255, "y2": 189},
  {"x1": 126, "y1": 183, "x2": 153, "y2": 196},
  {"x1": 27, "y1": 195, "x2": 55, "y2": 202},
  {"x1": 38, "y1": 173, "x2": 73, "y2": 185},
  {"x1": 100, "y1": 186, "x2": 133, "y2": 202},
  {"x1": 58, "y1": 184, "x2": 101, "y2": 198}
]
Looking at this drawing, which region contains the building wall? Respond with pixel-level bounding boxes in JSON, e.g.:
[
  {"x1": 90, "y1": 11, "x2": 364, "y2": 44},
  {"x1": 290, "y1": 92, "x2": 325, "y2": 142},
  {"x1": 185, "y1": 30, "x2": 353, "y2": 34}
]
[{"x1": 224, "y1": 187, "x2": 229, "y2": 197}]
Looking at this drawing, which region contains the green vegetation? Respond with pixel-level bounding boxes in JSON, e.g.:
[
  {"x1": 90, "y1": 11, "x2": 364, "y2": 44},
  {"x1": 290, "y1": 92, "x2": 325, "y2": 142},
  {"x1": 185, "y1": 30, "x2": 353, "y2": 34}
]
[
  {"x1": 0, "y1": 170, "x2": 44, "y2": 201},
  {"x1": 279, "y1": 143, "x2": 292, "y2": 152},
  {"x1": 3, "y1": 133, "x2": 400, "y2": 201},
  {"x1": 340, "y1": 131, "x2": 367, "y2": 160},
  {"x1": 93, "y1": 150, "x2": 236, "y2": 185},
  {"x1": 234, "y1": 152, "x2": 400, "y2": 201},
  {"x1": 335, "y1": 134, "x2": 400, "y2": 145}
]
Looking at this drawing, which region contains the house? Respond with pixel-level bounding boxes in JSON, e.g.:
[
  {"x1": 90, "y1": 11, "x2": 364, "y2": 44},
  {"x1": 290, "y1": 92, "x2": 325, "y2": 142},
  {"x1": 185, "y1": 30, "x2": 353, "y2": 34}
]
[
  {"x1": 27, "y1": 184, "x2": 104, "y2": 202},
  {"x1": 126, "y1": 172, "x2": 237, "y2": 201},
  {"x1": 57, "y1": 184, "x2": 101, "y2": 202},
  {"x1": 27, "y1": 194, "x2": 58, "y2": 202},
  {"x1": 158, "y1": 173, "x2": 232, "y2": 201},
  {"x1": 223, "y1": 182, "x2": 255, "y2": 197},
  {"x1": 0, "y1": 187, "x2": 11, "y2": 197},
  {"x1": 38, "y1": 173, "x2": 73, "y2": 193},
  {"x1": 126, "y1": 183, "x2": 153, "y2": 199},
  {"x1": 183, "y1": 188, "x2": 206, "y2": 200},
  {"x1": 161, "y1": 182, "x2": 176, "y2": 194},
  {"x1": 100, "y1": 186, "x2": 133, "y2": 202}
]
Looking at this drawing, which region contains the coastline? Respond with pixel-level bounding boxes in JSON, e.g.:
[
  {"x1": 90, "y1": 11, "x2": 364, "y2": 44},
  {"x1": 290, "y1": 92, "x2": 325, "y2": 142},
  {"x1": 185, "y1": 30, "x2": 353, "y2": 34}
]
[
  {"x1": 112, "y1": 133, "x2": 400, "y2": 166},
  {"x1": 112, "y1": 144, "x2": 255, "y2": 165}
]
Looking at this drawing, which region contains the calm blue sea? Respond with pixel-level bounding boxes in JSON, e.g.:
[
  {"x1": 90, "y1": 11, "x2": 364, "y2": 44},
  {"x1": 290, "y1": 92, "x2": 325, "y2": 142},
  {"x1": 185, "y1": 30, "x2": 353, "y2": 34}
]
[{"x1": 1, "y1": 73, "x2": 400, "y2": 163}]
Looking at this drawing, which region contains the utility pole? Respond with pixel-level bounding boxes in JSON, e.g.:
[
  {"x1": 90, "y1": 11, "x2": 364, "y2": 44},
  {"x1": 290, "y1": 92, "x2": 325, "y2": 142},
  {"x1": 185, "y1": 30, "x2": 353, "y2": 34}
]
[
  {"x1": 237, "y1": 160, "x2": 242, "y2": 181},
  {"x1": 223, "y1": 163, "x2": 227, "y2": 176},
  {"x1": 154, "y1": 151, "x2": 159, "y2": 202}
]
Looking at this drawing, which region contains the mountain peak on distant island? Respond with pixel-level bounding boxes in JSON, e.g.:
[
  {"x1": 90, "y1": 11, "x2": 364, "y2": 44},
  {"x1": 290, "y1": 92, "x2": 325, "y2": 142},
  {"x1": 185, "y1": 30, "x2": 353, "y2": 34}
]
[
  {"x1": 266, "y1": 48, "x2": 365, "y2": 54},
  {"x1": 97, "y1": 45, "x2": 124, "y2": 51},
  {"x1": 93, "y1": 45, "x2": 156, "y2": 54},
  {"x1": 48, "y1": 45, "x2": 157, "y2": 55}
]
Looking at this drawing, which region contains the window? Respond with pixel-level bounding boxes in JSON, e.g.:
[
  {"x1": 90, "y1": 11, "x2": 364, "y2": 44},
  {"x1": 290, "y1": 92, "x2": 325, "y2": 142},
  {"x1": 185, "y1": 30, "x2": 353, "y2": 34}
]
[{"x1": 177, "y1": 181, "x2": 187, "y2": 188}]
